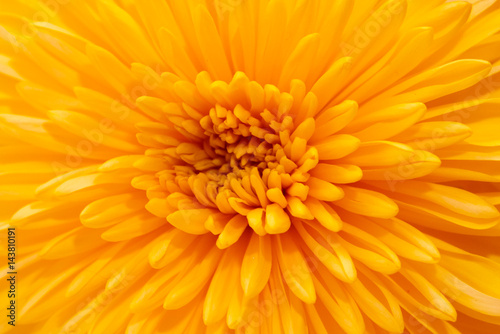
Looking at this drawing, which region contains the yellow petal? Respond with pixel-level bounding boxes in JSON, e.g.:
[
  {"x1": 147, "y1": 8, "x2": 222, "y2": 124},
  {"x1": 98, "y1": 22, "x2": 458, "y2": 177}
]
[
  {"x1": 345, "y1": 269, "x2": 404, "y2": 333},
  {"x1": 240, "y1": 234, "x2": 272, "y2": 298},
  {"x1": 264, "y1": 203, "x2": 291, "y2": 234},
  {"x1": 338, "y1": 223, "x2": 401, "y2": 274},
  {"x1": 101, "y1": 214, "x2": 165, "y2": 242},
  {"x1": 163, "y1": 245, "x2": 222, "y2": 309},
  {"x1": 275, "y1": 234, "x2": 316, "y2": 304},
  {"x1": 313, "y1": 134, "x2": 361, "y2": 160},
  {"x1": 39, "y1": 227, "x2": 106, "y2": 260},
  {"x1": 305, "y1": 176, "x2": 344, "y2": 202},
  {"x1": 167, "y1": 209, "x2": 213, "y2": 235},
  {"x1": 216, "y1": 215, "x2": 248, "y2": 249},
  {"x1": 310, "y1": 163, "x2": 363, "y2": 184},
  {"x1": 204, "y1": 246, "x2": 244, "y2": 324},
  {"x1": 335, "y1": 186, "x2": 399, "y2": 219}
]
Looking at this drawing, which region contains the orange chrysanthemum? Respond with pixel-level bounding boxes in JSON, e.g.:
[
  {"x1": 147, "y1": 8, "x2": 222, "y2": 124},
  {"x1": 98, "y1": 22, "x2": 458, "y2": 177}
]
[{"x1": 1, "y1": 0, "x2": 500, "y2": 333}]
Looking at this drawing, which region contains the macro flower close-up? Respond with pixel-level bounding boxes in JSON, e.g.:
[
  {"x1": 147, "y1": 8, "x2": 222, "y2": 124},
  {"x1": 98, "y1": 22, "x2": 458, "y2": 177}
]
[{"x1": 1, "y1": 0, "x2": 500, "y2": 333}]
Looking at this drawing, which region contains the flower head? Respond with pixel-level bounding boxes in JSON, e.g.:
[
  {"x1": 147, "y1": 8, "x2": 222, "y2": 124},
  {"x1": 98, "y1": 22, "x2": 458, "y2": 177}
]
[{"x1": 1, "y1": 0, "x2": 500, "y2": 333}]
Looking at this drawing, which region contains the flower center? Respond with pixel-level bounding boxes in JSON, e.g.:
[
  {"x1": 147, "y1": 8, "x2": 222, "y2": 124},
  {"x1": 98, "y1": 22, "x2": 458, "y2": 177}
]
[
  {"x1": 140, "y1": 72, "x2": 347, "y2": 236},
  {"x1": 175, "y1": 101, "x2": 319, "y2": 222}
]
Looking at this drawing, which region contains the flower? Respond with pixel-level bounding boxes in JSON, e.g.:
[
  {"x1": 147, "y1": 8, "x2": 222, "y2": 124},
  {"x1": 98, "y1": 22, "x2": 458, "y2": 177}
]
[{"x1": 1, "y1": 0, "x2": 500, "y2": 332}]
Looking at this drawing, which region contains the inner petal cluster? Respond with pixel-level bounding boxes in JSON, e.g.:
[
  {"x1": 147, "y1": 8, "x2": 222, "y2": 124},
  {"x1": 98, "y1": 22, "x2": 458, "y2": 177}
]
[{"x1": 138, "y1": 72, "x2": 350, "y2": 240}]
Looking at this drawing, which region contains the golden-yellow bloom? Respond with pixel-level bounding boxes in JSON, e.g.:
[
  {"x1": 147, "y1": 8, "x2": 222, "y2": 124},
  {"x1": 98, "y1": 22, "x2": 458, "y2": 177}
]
[{"x1": 1, "y1": 0, "x2": 500, "y2": 333}]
